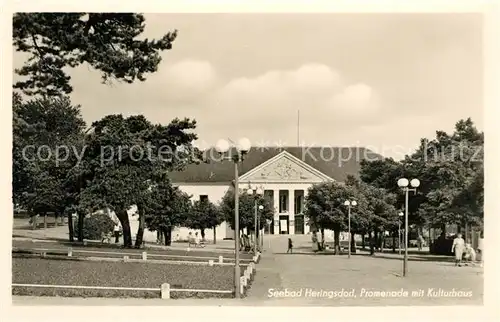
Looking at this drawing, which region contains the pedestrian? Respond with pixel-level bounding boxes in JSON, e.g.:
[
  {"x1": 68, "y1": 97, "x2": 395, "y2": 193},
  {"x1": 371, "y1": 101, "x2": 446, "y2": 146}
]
[
  {"x1": 312, "y1": 232, "x2": 319, "y2": 253},
  {"x1": 417, "y1": 234, "x2": 425, "y2": 251},
  {"x1": 287, "y1": 238, "x2": 293, "y2": 254},
  {"x1": 194, "y1": 231, "x2": 201, "y2": 247},
  {"x1": 113, "y1": 222, "x2": 121, "y2": 243},
  {"x1": 463, "y1": 243, "x2": 476, "y2": 264},
  {"x1": 451, "y1": 233, "x2": 465, "y2": 267}
]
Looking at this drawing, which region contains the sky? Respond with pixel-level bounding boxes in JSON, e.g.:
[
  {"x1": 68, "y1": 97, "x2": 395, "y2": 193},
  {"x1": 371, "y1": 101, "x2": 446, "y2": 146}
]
[{"x1": 12, "y1": 13, "x2": 483, "y2": 159}]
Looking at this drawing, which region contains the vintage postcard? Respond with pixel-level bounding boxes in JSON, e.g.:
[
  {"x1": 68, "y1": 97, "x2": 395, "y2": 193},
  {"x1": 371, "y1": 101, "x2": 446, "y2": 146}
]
[{"x1": 4, "y1": 2, "x2": 498, "y2": 321}]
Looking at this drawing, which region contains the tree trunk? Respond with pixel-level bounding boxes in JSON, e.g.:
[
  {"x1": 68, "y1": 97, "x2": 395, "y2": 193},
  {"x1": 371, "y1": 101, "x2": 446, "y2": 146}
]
[
  {"x1": 201, "y1": 228, "x2": 206, "y2": 241},
  {"x1": 116, "y1": 209, "x2": 132, "y2": 248},
  {"x1": 213, "y1": 227, "x2": 216, "y2": 244},
  {"x1": 163, "y1": 227, "x2": 172, "y2": 246},
  {"x1": 362, "y1": 234, "x2": 365, "y2": 249},
  {"x1": 43, "y1": 213, "x2": 47, "y2": 229},
  {"x1": 350, "y1": 233, "x2": 356, "y2": 253},
  {"x1": 333, "y1": 230, "x2": 340, "y2": 254},
  {"x1": 440, "y1": 223, "x2": 446, "y2": 235},
  {"x1": 320, "y1": 228, "x2": 325, "y2": 250},
  {"x1": 464, "y1": 221, "x2": 469, "y2": 242},
  {"x1": 134, "y1": 206, "x2": 145, "y2": 248},
  {"x1": 392, "y1": 233, "x2": 396, "y2": 253},
  {"x1": 68, "y1": 212, "x2": 74, "y2": 242},
  {"x1": 77, "y1": 211, "x2": 84, "y2": 242}
]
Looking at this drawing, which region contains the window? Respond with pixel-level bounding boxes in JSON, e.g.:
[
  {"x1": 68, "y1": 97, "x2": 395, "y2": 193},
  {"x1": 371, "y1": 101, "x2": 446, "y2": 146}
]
[
  {"x1": 279, "y1": 191, "x2": 288, "y2": 213},
  {"x1": 295, "y1": 194, "x2": 303, "y2": 214},
  {"x1": 199, "y1": 195, "x2": 209, "y2": 203}
]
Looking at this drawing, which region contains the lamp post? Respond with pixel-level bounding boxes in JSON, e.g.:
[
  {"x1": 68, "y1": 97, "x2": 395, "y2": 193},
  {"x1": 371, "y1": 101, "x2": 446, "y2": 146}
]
[
  {"x1": 397, "y1": 178, "x2": 420, "y2": 277},
  {"x1": 398, "y1": 211, "x2": 404, "y2": 255},
  {"x1": 258, "y1": 205, "x2": 264, "y2": 251},
  {"x1": 343, "y1": 200, "x2": 357, "y2": 259},
  {"x1": 266, "y1": 219, "x2": 272, "y2": 250},
  {"x1": 215, "y1": 138, "x2": 251, "y2": 298},
  {"x1": 246, "y1": 186, "x2": 264, "y2": 254}
]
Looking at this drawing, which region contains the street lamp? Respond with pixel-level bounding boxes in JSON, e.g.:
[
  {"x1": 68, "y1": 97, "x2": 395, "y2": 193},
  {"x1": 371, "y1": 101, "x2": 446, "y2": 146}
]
[
  {"x1": 215, "y1": 138, "x2": 251, "y2": 298},
  {"x1": 246, "y1": 186, "x2": 264, "y2": 254},
  {"x1": 266, "y1": 218, "x2": 272, "y2": 250},
  {"x1": 343, "y1": 200, "x2": 357, "y2": 259},
  {"x1": 397, "y1": 178, "x2": 420, "y2": 277},
  {"x1": 398, "y1": 211, "x2": 404, "y2": 255},
  {"x1": 258, "y1": 205, "x2": 264, "y2": 251}
]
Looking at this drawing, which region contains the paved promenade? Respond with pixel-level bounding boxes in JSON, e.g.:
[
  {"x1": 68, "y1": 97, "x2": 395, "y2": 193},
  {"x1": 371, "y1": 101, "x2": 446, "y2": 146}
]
[{"x1": 245, "y1": 235, "x2": 483, "y2": 306}]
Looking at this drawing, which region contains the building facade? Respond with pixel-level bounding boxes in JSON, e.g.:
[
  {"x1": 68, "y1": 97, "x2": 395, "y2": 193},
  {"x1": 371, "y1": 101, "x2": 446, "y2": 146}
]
[{"x1": 164, "y1": 146, "x2": 380, "y2": 241}]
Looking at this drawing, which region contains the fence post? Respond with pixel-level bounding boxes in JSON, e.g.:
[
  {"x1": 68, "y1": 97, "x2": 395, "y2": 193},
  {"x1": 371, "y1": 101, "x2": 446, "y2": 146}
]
[
  {"x1": 208, "y1": 260, "x2": 214, "y2": 266},
  {"x1": 161, "y1": 283, "x2": 170, "y2": 299},
  {"x1": 142, "y1": 251, "x2": 147, "y2": 261},
  {"x1": 67, "y1": 247, "x2": 73, "y2": 257},
  {"x1": 218, "y1": 255, "x2": 223, "y2": 264}
]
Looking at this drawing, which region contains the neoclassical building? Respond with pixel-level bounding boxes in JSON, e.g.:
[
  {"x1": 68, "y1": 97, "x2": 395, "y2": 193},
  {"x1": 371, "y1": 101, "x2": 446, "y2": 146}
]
[{"x1": 159, "y1": 146, "x2": 380, "y2": 240}]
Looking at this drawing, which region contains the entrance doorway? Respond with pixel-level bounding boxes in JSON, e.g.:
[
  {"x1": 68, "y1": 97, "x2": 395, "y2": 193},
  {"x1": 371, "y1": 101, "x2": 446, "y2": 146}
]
[
  {"x1": 295, "y1": 215, "x2": 304, "y2": 234},
  {"x1": 279, "y1": 215, "x2": 289, "y2": 234}
]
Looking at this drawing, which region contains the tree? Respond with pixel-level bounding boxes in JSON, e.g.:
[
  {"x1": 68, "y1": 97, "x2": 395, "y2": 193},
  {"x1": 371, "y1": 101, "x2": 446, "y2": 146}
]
[
  {"x1": 144, "y1": 176, "x2": 192, "y2": 246},
  {"x1": 12, "y1": 94, "x2": 86, "y2": 237},
  {"x1": 406, "y1": 118, "x2": 484, "y2": 236},
  {"x1": 189, "y1": 200, "x2": 223, "y2": 242},
  {"x1": 77, "y1": 114, "x2": 200, "y2": 247},
  {"x1": 13, "y1": 13, "x2": 177, "y2": 96},
  {"x1": 219, "y1": 189, "x2": 274, "y2": 234},
  {"x1": 304, "y1": 181, "x2": 359, "y2": 254},
  {"x1": 360, "y1": 118, "x2": 484, "y2": 239}
]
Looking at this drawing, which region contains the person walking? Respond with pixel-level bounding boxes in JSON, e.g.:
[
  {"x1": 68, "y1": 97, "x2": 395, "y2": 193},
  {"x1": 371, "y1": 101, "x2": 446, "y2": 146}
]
[
  {"x1": 312, "y1": 232, "x2": 319, "y2": 253},
  {"x1": 113, "y1": 222, "x2": 121, "y2": 243},
  {"x1": 417, "y1": 234, "x2": 425, "y2": 251},
  {"x1": 287, "y1": 238, "x2": 293, "y2": 254},
  {"x1": 451, "y1": 233, "x2": 465, "y2": 267}
]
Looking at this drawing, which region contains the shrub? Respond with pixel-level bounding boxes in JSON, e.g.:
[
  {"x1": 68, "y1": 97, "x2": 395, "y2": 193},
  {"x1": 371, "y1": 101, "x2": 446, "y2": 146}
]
[{"x1": 73, "y1": 213, "x2": 115, "y2": 240}]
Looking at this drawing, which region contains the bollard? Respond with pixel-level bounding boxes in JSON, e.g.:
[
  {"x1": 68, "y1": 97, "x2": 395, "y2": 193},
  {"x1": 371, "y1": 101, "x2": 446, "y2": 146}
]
[
  {"x1": 208, "y1": 260, "x2": 214, "y2": 266},
  {"x1": 67, "y1": 247, "x2": 73, "y2": 257},
  {"x1": 218, "y1": 255, "x2": 223, "y2": 264},
  {"x1": 161, "y1": 283, "x2": 170, "y2": 299},
  {"x1": 142, "y1": 251, "x2": 147, "y2": 261},
  {"x1": 123, "y1": 255, "x2": 129, "y2": 262}
]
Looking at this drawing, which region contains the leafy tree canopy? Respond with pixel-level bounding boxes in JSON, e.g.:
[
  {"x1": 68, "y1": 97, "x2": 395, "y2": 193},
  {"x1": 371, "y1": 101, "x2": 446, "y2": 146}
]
[
  {"x1": 13, "y1": 13, "x2": 177, "y2": 96},
  {"x1": 220, "y1": 189, "x2": 274, "y2": 231}
]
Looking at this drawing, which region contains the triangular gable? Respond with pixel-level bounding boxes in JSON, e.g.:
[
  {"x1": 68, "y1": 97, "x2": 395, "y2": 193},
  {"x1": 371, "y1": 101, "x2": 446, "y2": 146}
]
[{"x1": 239, "y1": 151, "x2": 333, "y2": 183}]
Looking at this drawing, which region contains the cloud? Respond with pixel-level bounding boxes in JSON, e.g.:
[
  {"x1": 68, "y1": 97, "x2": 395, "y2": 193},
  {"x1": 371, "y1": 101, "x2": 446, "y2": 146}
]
[
  {"x1": 157, "y1": 60, "x2": 218, "y2": 102},
  {"x1": 203, "y1": 63, "x2": 379, "y2": 125}
]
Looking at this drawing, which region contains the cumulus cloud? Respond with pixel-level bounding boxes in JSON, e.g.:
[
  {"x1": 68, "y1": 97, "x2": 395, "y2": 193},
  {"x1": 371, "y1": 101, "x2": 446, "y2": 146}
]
[{"x1": 159, "y1": 60, "x2": 218, "y2": 102}]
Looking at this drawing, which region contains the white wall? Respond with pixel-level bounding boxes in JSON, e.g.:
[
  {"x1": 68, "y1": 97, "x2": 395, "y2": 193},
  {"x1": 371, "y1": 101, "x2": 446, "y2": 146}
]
[{"x1": 177, "y1": 183, "x2": 232, "y2": 240}]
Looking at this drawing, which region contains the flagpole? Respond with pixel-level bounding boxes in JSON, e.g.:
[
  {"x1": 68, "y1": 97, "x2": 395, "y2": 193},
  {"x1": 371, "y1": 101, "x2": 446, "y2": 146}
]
[{"x1": 297, "y1": 109, "x2": 300, "y2": 146}]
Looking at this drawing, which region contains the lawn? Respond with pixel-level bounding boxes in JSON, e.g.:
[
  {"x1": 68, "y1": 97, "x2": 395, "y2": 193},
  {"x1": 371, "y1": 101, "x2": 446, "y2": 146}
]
[
  {"x1": 12, "y1": 240, "x2": 254, "y2": 261},
  {"x1": 12, "y1": 257, "x2": 248, "y2": 298}
]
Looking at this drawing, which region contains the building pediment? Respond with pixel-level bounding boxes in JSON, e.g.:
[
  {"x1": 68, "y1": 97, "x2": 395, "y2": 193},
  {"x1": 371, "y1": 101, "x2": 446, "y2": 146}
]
[{"x1": 239, "y1": 151, "x2": 333, "y2": 183}]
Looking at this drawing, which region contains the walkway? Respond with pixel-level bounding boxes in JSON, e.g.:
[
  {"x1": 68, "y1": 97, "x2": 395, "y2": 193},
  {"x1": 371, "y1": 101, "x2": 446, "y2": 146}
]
[{"x1": 245, "y1": 234, "x2": 483, "y2": 305}]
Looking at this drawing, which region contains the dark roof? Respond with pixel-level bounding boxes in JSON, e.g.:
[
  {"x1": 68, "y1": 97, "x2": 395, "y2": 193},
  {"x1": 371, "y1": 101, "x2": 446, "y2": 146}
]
[{"x1": 169, "y1": 146, "x2": 383, "y2": 183}]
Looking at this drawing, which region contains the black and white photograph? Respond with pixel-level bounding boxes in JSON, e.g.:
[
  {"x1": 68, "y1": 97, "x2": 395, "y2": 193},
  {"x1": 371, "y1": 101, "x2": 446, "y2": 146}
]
[{"x1": 4, "y1": 3, "x2": 497, "y2": 315}]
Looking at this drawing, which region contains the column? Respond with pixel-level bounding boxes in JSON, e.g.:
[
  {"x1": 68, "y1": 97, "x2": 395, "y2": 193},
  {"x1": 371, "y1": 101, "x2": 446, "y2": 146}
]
[
  {"x1": 288, "y1": 189, "x2": 295, "y2": 235},
  {"x1": 273, "y1": 189, "x2": 279, "y2": 235},
  {"x1": 304, "y1": 189, "x2": 310, "y2": 234}
]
